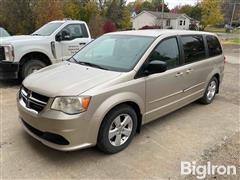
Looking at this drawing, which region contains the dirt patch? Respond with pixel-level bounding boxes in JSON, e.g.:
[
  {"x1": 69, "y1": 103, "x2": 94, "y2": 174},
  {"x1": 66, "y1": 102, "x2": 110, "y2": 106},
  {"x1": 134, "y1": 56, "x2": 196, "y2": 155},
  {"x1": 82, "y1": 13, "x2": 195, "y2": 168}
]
[{"x1": 185, "y1": 132, "x2": 240, "y2": 179}]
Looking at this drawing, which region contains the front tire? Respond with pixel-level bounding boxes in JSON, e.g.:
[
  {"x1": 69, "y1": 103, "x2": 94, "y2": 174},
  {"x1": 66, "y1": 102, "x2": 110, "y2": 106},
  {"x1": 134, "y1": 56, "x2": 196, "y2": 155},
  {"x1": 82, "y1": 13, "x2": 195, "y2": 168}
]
[
  {"x1": 97, "y1": 105, "x2": 137, "y2": 154},
  {"x1": 21, "y1": 60, "x2": 47, "y2": 79},
  {"x1": 199, "y1": 77, "x2": 218, "y2": 104}
]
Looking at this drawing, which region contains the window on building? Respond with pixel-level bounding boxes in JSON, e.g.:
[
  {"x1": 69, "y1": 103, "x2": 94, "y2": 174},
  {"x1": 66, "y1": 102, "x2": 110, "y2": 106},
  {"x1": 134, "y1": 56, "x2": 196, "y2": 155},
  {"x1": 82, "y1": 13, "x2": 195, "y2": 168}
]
[
  {"x1": 183, "y1": 20, "x2": 186, "y2": 25},
  {"x1": 166, "y1": 19, "x2": 170, "y2": 26},
  {"x1": 179, "y1": 20, "x2": 183, "y2": 26}
]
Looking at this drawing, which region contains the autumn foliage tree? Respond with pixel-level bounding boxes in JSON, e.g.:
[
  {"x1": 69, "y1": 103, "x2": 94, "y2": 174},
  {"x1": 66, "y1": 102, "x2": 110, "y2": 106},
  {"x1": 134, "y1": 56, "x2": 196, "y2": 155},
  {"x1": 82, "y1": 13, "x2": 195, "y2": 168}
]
[
  {"x1": 201, "y1": 0, "x2": 224, "y2": 29},
  {"x1": 34, "y1": 0, "x2": 64, "y2": 28},
  {"x1": 103, "y1": 19, "x2": 116, "y2": 33}
]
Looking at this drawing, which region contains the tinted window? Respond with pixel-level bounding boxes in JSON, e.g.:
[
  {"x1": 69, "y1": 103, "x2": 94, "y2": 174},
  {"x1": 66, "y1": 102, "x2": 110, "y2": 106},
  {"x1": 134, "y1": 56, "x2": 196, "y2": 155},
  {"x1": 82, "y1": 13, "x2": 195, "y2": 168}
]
[
  {"x1": 149, "y1": 37, "x2": 180, "y2": 69},
  {"x1": 206, "y1": 35, "x2": 222, "y2": 57},
  {"x1": 62, "y1": 24, "x2": 85, "y2": 40},
  {"x1": 181, "y1": 35, "x2": 206, "y2": 63}
]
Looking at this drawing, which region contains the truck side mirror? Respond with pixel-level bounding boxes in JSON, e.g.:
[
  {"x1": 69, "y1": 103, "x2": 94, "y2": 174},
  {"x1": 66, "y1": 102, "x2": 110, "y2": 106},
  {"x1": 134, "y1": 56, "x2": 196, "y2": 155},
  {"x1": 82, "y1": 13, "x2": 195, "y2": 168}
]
[
  {"x1": 61, "y1": 30, "x2": 71, "y2": 41},
  {"x1": 55, "y1": 34, "x2": 62, "y2": 42}
]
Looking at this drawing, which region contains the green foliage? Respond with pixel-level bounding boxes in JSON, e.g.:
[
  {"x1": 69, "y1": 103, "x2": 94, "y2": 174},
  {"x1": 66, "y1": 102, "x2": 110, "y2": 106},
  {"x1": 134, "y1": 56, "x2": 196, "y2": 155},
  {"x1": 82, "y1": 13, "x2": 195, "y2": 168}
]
[
  {"x1": 0, "y1": 0, "x2": 132, "y2": 35},
  {"x1": 79, "y1": 1, "x2": 100, "y2": 23},
  {"x1": 178, "y1": 4, "x2": 202, "y2": 21},
  {"x1": 201, "y1": 0, "x2": 224, "y2": 29},
  {"x1": 34, "y1": 0, "x2": 64, "y2": 28},
  {"x1": 119, "y1": 6, "x2": 131, "y2": 29},
  {"x1": 63, "y1": 0, "x2": 81, "y2": 20},
  {"x1": 131, "y1": 0, "x2": 170, "y2": 14},
  {"x1": 0, "y1": 0, "x2": 35, "y2": 34}
]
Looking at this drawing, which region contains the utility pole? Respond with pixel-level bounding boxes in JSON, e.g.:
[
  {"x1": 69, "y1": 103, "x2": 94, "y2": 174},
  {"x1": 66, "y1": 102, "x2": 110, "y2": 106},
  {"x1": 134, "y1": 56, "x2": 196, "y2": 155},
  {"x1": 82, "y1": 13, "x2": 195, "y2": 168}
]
[
  {"x1": 161, "y1": 0, "x2": 164, "y2": 29},
  {"x1": 230, "y1": 0, "x2": 236, "y2": 27}
]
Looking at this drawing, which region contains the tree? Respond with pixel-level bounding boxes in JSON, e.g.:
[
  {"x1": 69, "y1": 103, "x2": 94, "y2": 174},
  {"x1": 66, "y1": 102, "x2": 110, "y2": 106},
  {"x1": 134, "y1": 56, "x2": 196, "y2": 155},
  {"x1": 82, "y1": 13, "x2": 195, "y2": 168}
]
[
  {"x1": 152, "y1": 0, "x2": 170, "y2": 12},
  {"x1": 119, "y1": 6, "x2": 131, "y2": 29},
  {"x1": 177, "y1": 4, "x2": 202, "y2": 21},
  {"x1": 0, "y1": 0, "x2": 35, "y2": 34},
  {"x1": 103, "y1": 19, "x2": 116, "y2": 33},
  {"x1": 221, "y1": 0, "x2": 240, "y2": 25},
  {"x1": 201, "y1": 0, "x2": 223, "y2": 29},
  {"x1": 34, "y1": 0, "x2": 64, "y2": 28},
  {"x1": 141, "y1": 1, "x2": 153, "y2": 11},
  {"x1": 89, "y1": 15, "x2": 105, "y2": 38},
  {"x1": 63, "y1": 0, "x2": 81, "y2": 20},
  {"x1": 80, "y1": 1, "x2": 100, "y2": 23}
]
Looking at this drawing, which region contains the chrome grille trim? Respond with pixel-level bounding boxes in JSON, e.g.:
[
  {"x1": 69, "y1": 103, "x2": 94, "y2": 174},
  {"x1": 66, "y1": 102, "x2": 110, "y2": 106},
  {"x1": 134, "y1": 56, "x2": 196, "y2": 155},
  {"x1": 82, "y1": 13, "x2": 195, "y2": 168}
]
[{"x1": 19, "y1": 86, "x2": 49, "y2": 113}]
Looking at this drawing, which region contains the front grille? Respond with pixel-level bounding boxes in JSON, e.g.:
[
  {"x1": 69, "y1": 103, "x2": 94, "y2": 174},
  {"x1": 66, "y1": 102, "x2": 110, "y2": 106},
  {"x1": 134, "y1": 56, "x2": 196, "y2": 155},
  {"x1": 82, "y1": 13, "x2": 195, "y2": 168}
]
[
  {"x1": 0, "y1": 46, "x2": 5, "y2": 61},
  {"x1": 19, "y1": 86, "x2": 49, "y2": 113}
]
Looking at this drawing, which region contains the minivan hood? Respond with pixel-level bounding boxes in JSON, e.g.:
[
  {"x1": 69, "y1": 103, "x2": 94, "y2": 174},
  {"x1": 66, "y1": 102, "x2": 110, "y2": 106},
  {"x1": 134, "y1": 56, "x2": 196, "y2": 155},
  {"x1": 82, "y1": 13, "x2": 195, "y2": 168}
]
[
  {"x1": 23, "y1": 62, "x2": 122, "y2": 97},
  {"x1": 0, "y1": 35, "x2": 46, "y2": 45}
]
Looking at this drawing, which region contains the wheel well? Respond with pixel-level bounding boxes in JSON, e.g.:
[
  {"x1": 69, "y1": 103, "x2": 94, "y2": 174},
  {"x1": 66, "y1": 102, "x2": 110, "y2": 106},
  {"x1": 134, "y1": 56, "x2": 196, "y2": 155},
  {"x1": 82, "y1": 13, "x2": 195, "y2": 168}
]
[
  {"x1": 106, "y1": 102, "x2": 142, "y2": 133},
  {"x1": 19, "y1": 52, "x2": 52, "y2": 67},
  {"x1": 213, "y1": 73, "x2": 220, "y2": 93}
]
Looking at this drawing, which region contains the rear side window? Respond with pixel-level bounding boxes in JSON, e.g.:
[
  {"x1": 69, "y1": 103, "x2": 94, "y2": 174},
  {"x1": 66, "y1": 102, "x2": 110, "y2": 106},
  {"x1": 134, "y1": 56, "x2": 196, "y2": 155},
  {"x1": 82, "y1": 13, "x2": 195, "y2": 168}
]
[
  {"x1": 149, "y1": 37, "x2": 180, "y2": 69},
  {"x1": 181, "y1": 35, "x2": 206, "y2": 64},
  {"x1": 206, "y1": 35, "x2": 222, "y2": 57}
]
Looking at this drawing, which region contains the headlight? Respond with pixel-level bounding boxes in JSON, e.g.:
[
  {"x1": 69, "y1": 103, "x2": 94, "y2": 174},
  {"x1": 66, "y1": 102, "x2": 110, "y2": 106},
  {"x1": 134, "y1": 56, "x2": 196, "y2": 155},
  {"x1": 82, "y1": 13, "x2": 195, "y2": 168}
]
[
  {"x1": 51, "y1": 96, "x2": 91, "y2": 115},
  {"x1": 3, "y1": 45, "x2": 14, "y2": 62}
]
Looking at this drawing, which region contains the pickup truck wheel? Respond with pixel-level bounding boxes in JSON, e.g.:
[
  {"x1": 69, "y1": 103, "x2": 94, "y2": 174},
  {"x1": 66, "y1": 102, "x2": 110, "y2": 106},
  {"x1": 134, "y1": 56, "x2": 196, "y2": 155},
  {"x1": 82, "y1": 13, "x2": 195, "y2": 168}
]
[
  {"x1": 97, "y1": 105, "x2": 137, "y2": 154},
  {"x1": 199, "y1": 77, "x2": 218, "y2": 104},
  {"x1": 21, "y1": 60, "x2": 46, "y2": 79}
]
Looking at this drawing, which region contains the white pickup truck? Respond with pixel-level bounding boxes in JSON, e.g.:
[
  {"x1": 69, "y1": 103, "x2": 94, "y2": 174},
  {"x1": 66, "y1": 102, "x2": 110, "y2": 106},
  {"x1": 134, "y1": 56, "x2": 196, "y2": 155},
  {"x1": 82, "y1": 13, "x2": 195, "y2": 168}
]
[{"x1": 0, "y1": 19, "x2": 92, "y2": 80}]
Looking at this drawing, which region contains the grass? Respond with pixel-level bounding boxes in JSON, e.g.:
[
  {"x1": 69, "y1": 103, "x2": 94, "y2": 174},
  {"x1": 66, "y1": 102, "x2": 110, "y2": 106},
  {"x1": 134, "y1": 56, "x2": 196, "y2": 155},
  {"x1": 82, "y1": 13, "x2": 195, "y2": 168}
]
[
  {"x1": 205, "y1": 26, "x2": 226, "y2": 33},
  {"x1": 204, "y1": 26, "x2": 240, "y2": 34},
  {"x1": 222, "y1": 38, "x2": 240, "y2": 45}
]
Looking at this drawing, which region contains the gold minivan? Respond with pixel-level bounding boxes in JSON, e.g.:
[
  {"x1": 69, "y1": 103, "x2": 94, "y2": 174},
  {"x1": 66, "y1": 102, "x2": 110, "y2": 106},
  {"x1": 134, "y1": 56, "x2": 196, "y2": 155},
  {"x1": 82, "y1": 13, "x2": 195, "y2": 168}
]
[{"x1": 17, "y1": 30, "x2": 224, "y2": 153}]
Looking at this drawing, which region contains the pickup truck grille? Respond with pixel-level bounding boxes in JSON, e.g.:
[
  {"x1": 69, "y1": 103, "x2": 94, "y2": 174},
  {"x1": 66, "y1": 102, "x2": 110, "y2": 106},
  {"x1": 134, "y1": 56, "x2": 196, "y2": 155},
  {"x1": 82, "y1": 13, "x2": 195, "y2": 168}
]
[
  {"x1": 19, "y1": 86, "x2": 49, "y2": 113},
  {"x1": 0, "y1": 46, "x2": 5, "y2": 61}
]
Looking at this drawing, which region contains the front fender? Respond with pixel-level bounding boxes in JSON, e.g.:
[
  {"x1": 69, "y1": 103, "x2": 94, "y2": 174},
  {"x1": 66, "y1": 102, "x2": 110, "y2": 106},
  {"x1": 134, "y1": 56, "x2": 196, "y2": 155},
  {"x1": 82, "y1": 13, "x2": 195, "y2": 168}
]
[{"x1": 86, "y1": 92, "x2": 145, "y2": 145}]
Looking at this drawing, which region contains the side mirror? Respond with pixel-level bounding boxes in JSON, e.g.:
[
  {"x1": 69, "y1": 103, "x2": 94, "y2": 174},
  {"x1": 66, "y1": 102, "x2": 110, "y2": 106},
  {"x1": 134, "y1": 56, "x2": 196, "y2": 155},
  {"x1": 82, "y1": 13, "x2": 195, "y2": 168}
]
[
  {"x1": 55, "y1": 34, "x2": 62, "y2": 41},
  {"x1": 145, "y1": 60, "x2": 167, "y2": 75},
  {"x1": 61, "y1": 30, "x2": 71, "y2": 40}
]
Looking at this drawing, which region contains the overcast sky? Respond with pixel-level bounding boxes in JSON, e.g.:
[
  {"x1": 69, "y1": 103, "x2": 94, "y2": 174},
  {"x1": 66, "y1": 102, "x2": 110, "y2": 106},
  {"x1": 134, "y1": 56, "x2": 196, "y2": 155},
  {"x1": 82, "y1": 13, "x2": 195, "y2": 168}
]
[{"x1": 127, "y1": 0, "x2": 199, "y2": 9}]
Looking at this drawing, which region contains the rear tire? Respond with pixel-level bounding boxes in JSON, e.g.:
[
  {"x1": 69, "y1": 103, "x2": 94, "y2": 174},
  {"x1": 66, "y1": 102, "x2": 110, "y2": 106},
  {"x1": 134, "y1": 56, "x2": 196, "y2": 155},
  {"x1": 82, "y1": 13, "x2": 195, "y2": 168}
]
[
  {"x1": 199, "y1": 77, "x2": 218, "y2": 104},
  {"x1": 97, "y1": 104, "x2": 137, "y2": 154},
  {"x1": 21, "y1": 60, "x2": 46, "y2": 79}
]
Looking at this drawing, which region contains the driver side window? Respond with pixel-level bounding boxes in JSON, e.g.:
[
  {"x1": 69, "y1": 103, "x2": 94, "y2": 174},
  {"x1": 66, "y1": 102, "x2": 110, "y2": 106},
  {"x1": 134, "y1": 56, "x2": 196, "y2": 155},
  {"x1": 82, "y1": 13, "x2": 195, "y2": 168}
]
[
  {"x1": 149, "y1": 37, "x2": 180, "y2": 69},
  {"x1": 61, "y1": 24, "x2": 85, "y2": 41}
]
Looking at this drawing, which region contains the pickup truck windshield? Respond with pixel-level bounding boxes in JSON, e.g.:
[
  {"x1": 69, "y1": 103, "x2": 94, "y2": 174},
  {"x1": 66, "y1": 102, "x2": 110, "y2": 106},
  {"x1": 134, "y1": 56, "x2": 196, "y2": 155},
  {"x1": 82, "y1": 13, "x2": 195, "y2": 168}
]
[
  {"x1": 73, "y1": 35, "x2": 155, "y2": 72},
  {"x1": 0, "y1": 28, "x2": 10, "y2": 37},
  {"x1": 32, "y1": 22, "x2": 63, "y2": 36}
]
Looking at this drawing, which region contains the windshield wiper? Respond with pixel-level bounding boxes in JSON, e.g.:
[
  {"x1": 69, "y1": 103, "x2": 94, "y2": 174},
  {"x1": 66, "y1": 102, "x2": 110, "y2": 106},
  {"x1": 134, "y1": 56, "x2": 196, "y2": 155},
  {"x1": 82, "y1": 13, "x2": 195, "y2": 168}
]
[
  {"x1": 32, "y1": 33, "x2": 41, "y2": 36},
  {"x1": 77, "y1": 61, "x2": 109, "y2": 70}
]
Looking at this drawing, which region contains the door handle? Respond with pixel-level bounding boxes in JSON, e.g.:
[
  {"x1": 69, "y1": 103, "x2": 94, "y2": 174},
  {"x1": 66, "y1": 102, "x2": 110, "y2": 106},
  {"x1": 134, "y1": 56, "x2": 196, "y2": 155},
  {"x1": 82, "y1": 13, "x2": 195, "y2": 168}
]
[
  {"x1": 79, "y1": 42, "x2": 86, "y2": 45},
  {"x1": 186, "y1": 69, "x2": 193, "y2": 74},
  {"x1": 175, "y1": 72, "x2": 183, "y2": 77}
]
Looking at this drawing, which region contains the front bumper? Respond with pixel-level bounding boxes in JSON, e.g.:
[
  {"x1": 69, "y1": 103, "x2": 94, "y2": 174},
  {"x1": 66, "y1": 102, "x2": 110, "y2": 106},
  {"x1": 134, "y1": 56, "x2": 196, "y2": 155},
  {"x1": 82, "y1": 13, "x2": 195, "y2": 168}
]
[
  {"x1": 0, "y1": 61, "x2": 19, "y2": 80},
  {"x1": 17, "y1": 94, "x2": 96, "y2": 151}
]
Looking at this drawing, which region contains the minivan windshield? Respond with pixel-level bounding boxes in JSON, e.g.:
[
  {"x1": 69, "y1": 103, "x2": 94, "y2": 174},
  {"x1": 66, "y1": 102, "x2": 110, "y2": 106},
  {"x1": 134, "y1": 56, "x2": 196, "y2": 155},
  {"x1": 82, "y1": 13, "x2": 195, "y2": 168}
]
[
  {"x1": 72, "y1": 35, "x2": 155, "y2": 72},
  {"x1": 32, "y1": 22, "x2": 63, "y2": 36}
]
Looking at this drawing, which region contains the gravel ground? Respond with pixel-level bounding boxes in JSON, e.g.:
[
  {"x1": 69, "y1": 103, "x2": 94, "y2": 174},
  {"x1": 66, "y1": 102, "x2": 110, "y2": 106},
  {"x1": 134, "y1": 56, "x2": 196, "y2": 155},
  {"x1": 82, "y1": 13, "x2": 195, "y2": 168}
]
[{"x1": 185, "y1": 132, "x2": 240, "y2": 180}]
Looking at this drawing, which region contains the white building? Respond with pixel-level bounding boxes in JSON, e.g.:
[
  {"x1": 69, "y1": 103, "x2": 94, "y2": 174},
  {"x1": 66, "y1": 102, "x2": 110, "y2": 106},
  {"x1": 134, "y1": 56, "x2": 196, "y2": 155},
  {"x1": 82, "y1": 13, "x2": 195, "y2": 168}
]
[{"x1": 132, "y1": 11, "x2": 191, "y2": 30}]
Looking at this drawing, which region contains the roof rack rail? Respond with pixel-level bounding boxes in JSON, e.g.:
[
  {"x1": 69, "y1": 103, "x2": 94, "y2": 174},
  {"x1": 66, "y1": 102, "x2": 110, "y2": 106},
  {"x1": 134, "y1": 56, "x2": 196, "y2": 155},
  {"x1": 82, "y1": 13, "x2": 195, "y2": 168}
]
[{"x1": 63, "y1": 18, "x2": 72, "y2": 21}]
